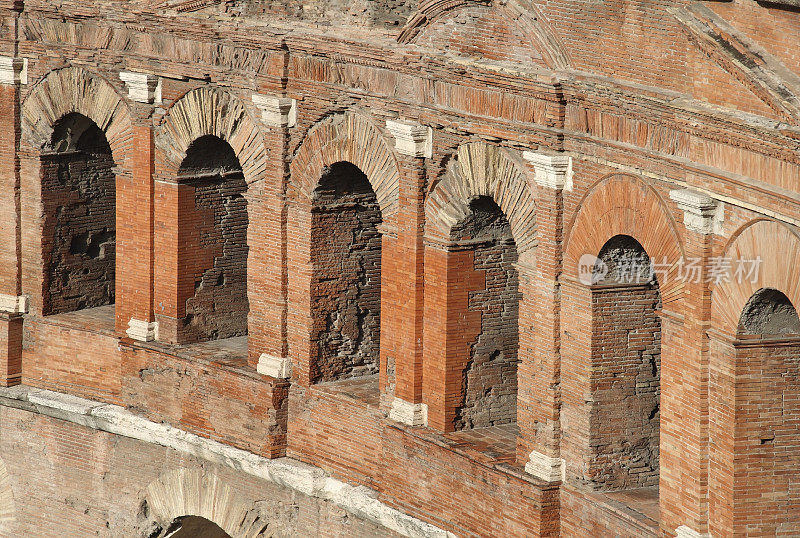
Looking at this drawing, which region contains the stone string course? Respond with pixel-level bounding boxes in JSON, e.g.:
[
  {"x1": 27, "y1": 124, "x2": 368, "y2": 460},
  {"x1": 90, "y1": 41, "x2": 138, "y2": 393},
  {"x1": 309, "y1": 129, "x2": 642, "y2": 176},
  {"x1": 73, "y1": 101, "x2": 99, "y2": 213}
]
[{"x1": 0, "y1": 385, "x2": 454, "y2": 538}]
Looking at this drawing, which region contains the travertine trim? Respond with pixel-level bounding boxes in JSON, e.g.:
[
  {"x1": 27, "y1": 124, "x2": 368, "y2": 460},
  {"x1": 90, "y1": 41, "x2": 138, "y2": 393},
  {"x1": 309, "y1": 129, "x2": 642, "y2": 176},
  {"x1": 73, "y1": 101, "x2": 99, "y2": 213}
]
[
  {"x1": 670, "y1": 188, "x2": 723, "y2": 235},
  {"x1": 119, "y1": 71, "x2": 161, "y2": 104},
  {"x1": 256, "y1": 354, "x2": 291, "y2": 379},
  {"x1": 388, "y1": 398, "x2": 428, "y2": 427},
  {"x1": 0, "y1": 295, "x2": 27, "y2": 315},
  {"x1": 158, "y1": 87, "x2": 267, "y2": 186},
  {"x1": 145, "y1": 468, "x2": 262, "y2": 537},
  {"x1": 385, "y1": 120, "x2": 432, "y2": 158},
  {"x1": 0, "y1": 386, "x2": 456, "y2": 538},
  {"x1": 676, "y1": 525, "x2": 711, "y2": 538},
  {"x1": 0, "y1": 57, "x2": 27, "y2": 85},
  {"x1": 523, "y1": 151, "x2": 573, "y2": 191},
  {"x1": 252, "y1": 94, "x2": 297, "y2": 128},
  {"x1": 425, "y1": 142, "x2": 537, "y2": 261},
  {"x1": 290, "y1": 113, "x2": 400, "y2": 223},
  {"x1": 126, "y1": 319, "x2": 159, "y2": 342},
  {"x1": 524, "y1": 450, "x2": 565, "y2": 482}
]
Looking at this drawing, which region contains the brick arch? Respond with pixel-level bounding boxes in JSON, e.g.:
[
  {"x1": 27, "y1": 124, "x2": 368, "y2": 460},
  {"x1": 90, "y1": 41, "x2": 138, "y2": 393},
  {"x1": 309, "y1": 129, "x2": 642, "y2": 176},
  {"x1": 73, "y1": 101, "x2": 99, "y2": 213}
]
[
  {"x1": 398, "y1": 0, "x2": 570, "y2": 69},
  {"x1": 156, "y1": 86, "x2": 266, "y2": 185},
  {"x1": 141, "y1": 468, "x2": 266, "y2": 538},
  {"x1": 425, "y1": 142, "x2": 536, "y2": 263},
  {"x1": 564, "y1": 174, "x2": 685, "y2": 306},
  {"x1": 290, "y1": 113, "x2": 400, "y2": 226},
  {"x1": 21, "y1": 66, "x2": 133, "y2": 165},
  {"x1": 712, "y1": 219, "x2": 800, "y2": 335}
]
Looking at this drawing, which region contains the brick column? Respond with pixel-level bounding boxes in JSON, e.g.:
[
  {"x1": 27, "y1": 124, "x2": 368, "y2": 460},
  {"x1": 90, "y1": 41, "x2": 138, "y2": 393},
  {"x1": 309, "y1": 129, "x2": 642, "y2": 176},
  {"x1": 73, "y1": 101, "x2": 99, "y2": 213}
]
[
  {"x1": 251, "y1": 94, "x2": 296, "y2": 379},
  {"x1": 117, "y1": 72, "x2": 160, "y2": 341},
  {"x1": 662, "y1": 189, "x2": 720, "y2": 538},
  {"x1": 384, "y1": 120, "x2": 430, "y2": 425},
  {"x1": 558, "y1": 276, "x2": 594, "y2": 484},
  {"x1": 0, "y1": 55, "x2": 27, "y2": 386},
  {"x1": 519, "y1": 152, "x2": 572, "y2": 481}
]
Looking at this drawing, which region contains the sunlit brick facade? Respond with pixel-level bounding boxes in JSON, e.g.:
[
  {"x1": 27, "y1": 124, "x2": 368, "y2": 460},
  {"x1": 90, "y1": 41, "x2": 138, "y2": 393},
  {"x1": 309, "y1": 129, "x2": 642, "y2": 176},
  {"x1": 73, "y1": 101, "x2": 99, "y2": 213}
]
[{"x1": 0, "y1": 0, "x2": 799, "y2": 535}]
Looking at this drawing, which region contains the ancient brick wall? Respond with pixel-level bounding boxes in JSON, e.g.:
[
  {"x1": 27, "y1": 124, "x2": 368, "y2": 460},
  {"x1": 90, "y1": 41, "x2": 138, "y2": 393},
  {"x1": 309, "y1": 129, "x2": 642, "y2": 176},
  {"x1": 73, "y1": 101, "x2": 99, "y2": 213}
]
[
  {"x1": 0, "y1": 404, "x2": 397, "y2": 538},
  {"x1": 4, "y1": 0, "x2": 800, "y2": 536},
  {"x1": 413, "y1": 5, "x2": 547, "y2": 67},
  {"x1": 40, "y1": 115, "x2": 115, "y2": 316},
  {"x1": 310, "y1": 162, "x2": 382, "y2": 384},
  {"x1": 450, "y1": 196, "x2": 520, "y2": 431},
  {"x1": 240, "y1": 0, "x2": 414, "y2": 29},
  {"x1": 174, "y1": 136, "x2": 249, "y2": 343},
  {"x1": 589, "y1": 284, "x2": 661, "y2": 490}
]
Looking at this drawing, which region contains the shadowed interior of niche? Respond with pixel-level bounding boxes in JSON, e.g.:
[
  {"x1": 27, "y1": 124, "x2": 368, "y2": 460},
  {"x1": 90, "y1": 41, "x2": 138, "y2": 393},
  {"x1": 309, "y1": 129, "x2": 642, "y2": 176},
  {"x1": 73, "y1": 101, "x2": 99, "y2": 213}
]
[
  {"x1": 310, "y1": 161, "x2": 382, "y2": 384},
  {"x1": 450, "y1": 196, "x2": 520, "y2": 432},
  {"x1": 41, "y1": 112, "x2": 116, "y2": 316},
  {"x1": 738, "y1": 288, "x2": 800, "y2": 336}
]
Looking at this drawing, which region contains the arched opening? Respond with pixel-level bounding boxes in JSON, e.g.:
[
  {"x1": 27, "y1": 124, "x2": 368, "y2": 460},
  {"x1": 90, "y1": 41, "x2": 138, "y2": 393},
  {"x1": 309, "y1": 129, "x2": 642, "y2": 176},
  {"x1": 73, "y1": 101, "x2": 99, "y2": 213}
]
[
  {"x1": 163, "y1": 515, "x2": 232, "y2": 538},
  {"x1": 449, "y1": 196, "x2": 520, "y2": 431},
  {"x1": 714, "y1": 287, "x2": 800, "y2": 534},
  {"x1": 176, "y1": 135, "x2": 249, "y2": 343},
  {"x1": 738, "y1": 288, "x2": 800, "y2": 336},
  {"x1": 310, "y1": 161, "x2": 382, "y2": 384},
  {"x1": 590, "y1": 235, "x2": 661, "y2": 491},
  {"x1": 41, "y1": 113, "x2": 116, "y2": 316}
]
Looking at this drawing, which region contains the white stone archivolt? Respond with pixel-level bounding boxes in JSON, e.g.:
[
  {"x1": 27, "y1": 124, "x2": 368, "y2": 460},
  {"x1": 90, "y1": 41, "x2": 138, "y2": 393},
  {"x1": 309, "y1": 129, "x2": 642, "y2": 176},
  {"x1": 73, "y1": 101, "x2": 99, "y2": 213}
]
[
  {"x1": 290, "y1": 113, "x2": 401, "y2": 225},
  {"x1": 156, "y1": 86, "x2": 267, "y2": 186},
  {"x1": 425, "y1": 142, "x2": 537, "y2": 262},
  {"x1": 21, "y1": 66, "x2": 132, "y2": 160},
  {"x1": 144, "y1": 468, "x2": 264, "y2": 538}
]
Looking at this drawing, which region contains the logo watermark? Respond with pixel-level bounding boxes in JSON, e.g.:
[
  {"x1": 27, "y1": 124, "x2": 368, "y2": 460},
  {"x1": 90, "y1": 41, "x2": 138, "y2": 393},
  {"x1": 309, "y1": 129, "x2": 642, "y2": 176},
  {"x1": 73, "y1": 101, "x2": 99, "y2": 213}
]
[{"x1": 578, "y1": 254, "x2": 762, "y2": 286}]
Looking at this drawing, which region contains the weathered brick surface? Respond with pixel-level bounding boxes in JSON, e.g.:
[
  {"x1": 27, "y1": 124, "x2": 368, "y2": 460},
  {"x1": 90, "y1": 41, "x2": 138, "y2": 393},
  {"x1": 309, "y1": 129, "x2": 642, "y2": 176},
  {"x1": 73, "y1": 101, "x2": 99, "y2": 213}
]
[
  {"x1": 40, "y1": 116, "x2": 116, "y2": 316},
  {"x1": 0, "y1": 404, "x2": 398, "y2": 537},
  {"x1": 3, "y1": 0, "x2": 800, "y2": 535},
  {"x1": 310, "y1": 162, "x2": 382, "y2": 383}
]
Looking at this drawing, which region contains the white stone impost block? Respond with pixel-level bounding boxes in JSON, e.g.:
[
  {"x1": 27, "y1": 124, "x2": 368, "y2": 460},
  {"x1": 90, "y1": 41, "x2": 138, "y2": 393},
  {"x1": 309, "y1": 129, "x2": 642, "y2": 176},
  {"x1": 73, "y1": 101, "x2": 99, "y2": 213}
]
[
  {"x1": 523, "y1": 151, "x2": 573, "y2": 191},
  {"x1": 388, "y1": 397, "x2": 428, "y2": 427},
  {"x1": 0, "y1": 56, "x2": 27, "y2": 85},
  {"x1": 525, "y1": 450, "x2": 565, "y2": 482},
  {"x1": 670, "y1": 189, "x2": 723, "y2": 235},
  {"x1": 0, "y1": 294, "x2": 27, "y2": 314},
  {"x1": 385, "y1": 119, "x2": 433, "y2": 158},
  {"x1": 257, "y1": 353, "x2": 292, "y2": 379},
  {"x1": 676, "y1": 525, "x2": 711, "y2": 538},
  {"x1": 252, "y1": 94, "x2": 297, "y2": 128},
  {"x1": 126, "y1": 319, "x2": 159, "y2": 342},
  {"x1": 119, "y1": 71, "x2": 161, "y2": 104}
]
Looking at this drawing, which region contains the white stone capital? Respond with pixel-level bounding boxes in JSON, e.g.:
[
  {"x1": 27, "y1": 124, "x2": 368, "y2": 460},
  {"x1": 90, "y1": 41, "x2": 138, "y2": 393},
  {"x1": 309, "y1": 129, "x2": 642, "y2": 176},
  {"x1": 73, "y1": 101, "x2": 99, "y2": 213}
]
[
  {"x1": 119, "y1": 71, "x2": 161, "y2": 104},
  {"x1": 523, "y1": 151, "x2": 573, "y2": 191},
  {"x1": 0, "y1": 57, "x2": 27, "y2": 85},
  {"x1": 676, "y1": 525, "x2": 711, "y2": 538},
  {"x1": 0, "y1": 294, "x2": 27, "y2": 314},
  {"x1": 388, "y1": 397, "x2": 428, "y2": 427},
  {"x1": 525, "y1": 450, "x2": 565, "y2": 482},
  {"x1": 385, "y1": 119, "x2": 433, "y2": 158},
  {"x1": 126, "y1": 319, "x2": 159, "y2": 342},
  {"x1": 257, "y1": 353, "x2": 291, "y2": 379},
  {"x1": 252, "y1": 94, "x2": 297, "y2": 128},
  {"x1": 670, "y1": 189, "x2": 723, "y2": 235}
]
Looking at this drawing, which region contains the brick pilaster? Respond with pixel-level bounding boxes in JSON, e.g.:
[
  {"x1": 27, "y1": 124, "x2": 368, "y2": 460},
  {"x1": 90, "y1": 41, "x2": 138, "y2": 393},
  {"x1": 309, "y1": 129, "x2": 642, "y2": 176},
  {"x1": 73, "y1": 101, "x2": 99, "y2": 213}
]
[
  {"x1": 117, "y1": 72, "x2": 160, "y2": 341},
  {"x1": 384, "y1": 119, "x2": 430, "y2": 424},
  {"x1": 0, "y1": 53, "x2": 25, "y2": 386},
  {"x1": 519, "y1": 152, "x2": 572, "y2": 480},
  {"x1": 661, "y1": 189, "x2": 719, "y2": 538},
  {"x1": 249, "y1": 90, "x2": 295, "y2": 379}
]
